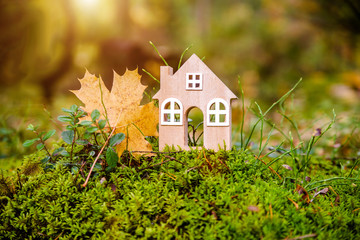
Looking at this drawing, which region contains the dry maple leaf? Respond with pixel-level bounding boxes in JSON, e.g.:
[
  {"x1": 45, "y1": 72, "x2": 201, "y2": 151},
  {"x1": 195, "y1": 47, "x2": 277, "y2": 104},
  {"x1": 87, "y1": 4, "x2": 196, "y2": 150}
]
[{"x1": 71, "y1": 69, "x2": 158, "y2": 156}]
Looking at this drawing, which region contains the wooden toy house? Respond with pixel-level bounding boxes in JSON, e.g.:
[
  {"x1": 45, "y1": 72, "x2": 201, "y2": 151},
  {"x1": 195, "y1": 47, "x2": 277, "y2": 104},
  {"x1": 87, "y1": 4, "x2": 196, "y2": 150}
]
[{"x1": 153, "y1": 54, "x2": 237, "y2": 150}]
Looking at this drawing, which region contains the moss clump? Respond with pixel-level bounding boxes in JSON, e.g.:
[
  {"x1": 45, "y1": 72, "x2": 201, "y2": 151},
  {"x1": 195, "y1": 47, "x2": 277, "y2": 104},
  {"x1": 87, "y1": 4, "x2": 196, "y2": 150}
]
[{"x1": 0, "y1": 149, "x2": 359, "y2": 239}]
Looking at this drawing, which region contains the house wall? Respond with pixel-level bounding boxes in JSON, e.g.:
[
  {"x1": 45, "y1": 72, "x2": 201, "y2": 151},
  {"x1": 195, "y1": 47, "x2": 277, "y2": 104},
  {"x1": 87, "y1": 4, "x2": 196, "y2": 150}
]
[
  {"x1": 204, "y1": 125, "x2": 232, "y2": 150},
  {"x1": 158, "y1": 125, "x2": 186, "y2": 150},
  {"x1": 154, "y1": 55, "x2": 237, "y2": 151}
]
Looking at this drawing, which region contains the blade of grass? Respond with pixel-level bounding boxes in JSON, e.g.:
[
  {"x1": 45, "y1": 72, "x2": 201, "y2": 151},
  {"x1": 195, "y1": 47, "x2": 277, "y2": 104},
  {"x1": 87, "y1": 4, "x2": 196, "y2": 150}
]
[
  {"x1": 348, "y1": 157, "x2": 359, "y2": 178},
  {"x1": 261, "y1": 148, "x2": 293, "y2": 171},
  {"x1": 142, "y1": 68, "x2": 160, "y2": 83},
  {"x1": 98, "y1": 77, "x2": 112, "y2": 132},
  {"x1": 244, "y1": 78, "x2": 302, "y2": 149},
  {"x1": 149, "y1": 41, "x2": 168, "y2": 66},
  {"x1": 178, "y1": 44, "x2": 193, "y2": 69},
  {"x1": 277, "y1": 110, "x2": 302, "y2": 143},
  {"x1": 254, "y1": 102, "x2": 264, "y2": 155},
  {"x1": 258, "y1": 124, "x2": 275, "y2": 157},
  {"x1": 238, "y1": 77, "x2": 245, "y2": 148}
]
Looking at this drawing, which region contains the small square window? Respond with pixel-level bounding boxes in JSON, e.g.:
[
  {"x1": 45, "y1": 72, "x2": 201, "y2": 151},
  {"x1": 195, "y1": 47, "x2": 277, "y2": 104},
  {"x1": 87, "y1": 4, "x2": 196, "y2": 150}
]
[{"x1": 186, "y1": 73, "x2": 202, "y2": 90}]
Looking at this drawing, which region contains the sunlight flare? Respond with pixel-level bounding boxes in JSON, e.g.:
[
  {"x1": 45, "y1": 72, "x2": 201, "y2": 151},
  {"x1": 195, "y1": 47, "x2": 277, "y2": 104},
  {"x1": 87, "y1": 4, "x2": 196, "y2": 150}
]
[{"x1": 76, "y1": 0, "x2": 100, "y2": 10}]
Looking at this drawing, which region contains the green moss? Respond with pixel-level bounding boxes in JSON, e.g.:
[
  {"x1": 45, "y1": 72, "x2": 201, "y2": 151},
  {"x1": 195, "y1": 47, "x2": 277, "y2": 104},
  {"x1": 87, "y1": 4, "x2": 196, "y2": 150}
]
[{"x1": 0, "y1": 149, "x2": 359, "y2": 239}]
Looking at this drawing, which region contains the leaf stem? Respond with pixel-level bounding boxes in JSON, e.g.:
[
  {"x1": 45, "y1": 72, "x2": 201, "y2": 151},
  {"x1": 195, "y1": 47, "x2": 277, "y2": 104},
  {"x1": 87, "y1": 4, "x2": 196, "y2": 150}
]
[{"x1": 98, "y1": 78, "x2": 112, "y2": 131}]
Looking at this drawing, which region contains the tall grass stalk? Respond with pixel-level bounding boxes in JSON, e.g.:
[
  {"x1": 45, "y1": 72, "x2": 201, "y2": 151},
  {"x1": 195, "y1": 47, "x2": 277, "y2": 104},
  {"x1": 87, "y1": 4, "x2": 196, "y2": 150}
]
[
  {"x1": 178, "y1": 44, "x2": 193, "y2": 69},
  {"x1": 149, "y1": 41, "x2": 169, "y2": 66},
  {"x1": 237, "y1": 77, "x2": 246, "y2": 149},
  {"x1": 241, "y1": 78, "x2": 302, "y2": 150},
  {"x1": 301, "y1": 110, "x2": 336, "y2": 182},
  {"x1": 305, "y1": 176, "x2": 360, "y2": 191}
]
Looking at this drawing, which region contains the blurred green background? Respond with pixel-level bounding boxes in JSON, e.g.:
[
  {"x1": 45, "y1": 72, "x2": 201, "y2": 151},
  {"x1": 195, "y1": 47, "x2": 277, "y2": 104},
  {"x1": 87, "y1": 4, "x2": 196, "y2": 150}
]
[{"x1": 1, "y1": 0, "x2": 360, "y2": 170}]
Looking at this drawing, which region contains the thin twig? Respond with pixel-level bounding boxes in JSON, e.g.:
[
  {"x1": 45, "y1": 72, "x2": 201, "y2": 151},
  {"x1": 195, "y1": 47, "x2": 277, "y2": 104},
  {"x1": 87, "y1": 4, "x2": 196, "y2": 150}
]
[
  {"x1": 202, "y1": 150, "x2": 212, "y2": 170},
  {"x1": 130, "y1": 150, "x2": 183, "y2": 154},
  {"x1": 255, "y1": 155, "x2": 282, "y2": 180},
  {"x1": 163, "y1": 155, "x2": 187, "y2": 166},
  {"x1": 137, "y1": 155, "x2": 187, "y2": 171},
  {"x1": 82, "y1": 126, "x2": 117, "y2": 188},
  {"x1": 326, "y1": 157, "x2": 359, "y2": 161},
  {"x1": 138, "y1": 159, "x2": 173, "y2": 171},
  {"x1": 216, "y1": 157, "x2": 231, "y2": 171},
  {"x1": 285, "y1": 233, "x2": 317, "y2": 240},
  {"x1": 186, "y1": 166, "x2": 200, "y2": 172},
  {"x1": 162, "y1": 171, "x2": 176, "y2": 180}
]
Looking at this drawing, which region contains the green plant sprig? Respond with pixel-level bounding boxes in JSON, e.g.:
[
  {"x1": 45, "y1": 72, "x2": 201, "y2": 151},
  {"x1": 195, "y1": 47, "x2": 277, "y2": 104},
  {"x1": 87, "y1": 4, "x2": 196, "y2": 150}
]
[{"x1": 23, "y1": 124, "x2": 56, "y2": 161}]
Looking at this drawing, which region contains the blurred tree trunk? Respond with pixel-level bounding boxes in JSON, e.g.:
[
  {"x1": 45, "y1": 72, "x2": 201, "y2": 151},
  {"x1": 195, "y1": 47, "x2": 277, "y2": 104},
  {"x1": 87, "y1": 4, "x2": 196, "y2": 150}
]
[
  {"x1": 38, "y1": 0, "x2": 75, "y2": 101},
  {"x1": 0, "y1": 0, "x2": 76, "y2": 101}
]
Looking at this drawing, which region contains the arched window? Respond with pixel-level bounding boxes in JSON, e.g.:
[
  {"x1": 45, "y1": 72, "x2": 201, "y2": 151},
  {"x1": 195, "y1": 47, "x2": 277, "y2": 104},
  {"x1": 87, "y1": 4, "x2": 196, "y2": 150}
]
[
  {"x1": 161, "y1": 98, "x2": 183, "y2": 125},
  {"x1": 207, "y1": 98, "x2": 229, "y2": 126}
]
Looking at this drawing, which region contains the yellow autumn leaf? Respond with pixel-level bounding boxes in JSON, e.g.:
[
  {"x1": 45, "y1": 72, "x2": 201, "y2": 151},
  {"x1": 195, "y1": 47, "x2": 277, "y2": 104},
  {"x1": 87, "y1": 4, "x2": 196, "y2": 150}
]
[{"x1": 71, "y1": 69, "x2": 158, "y2": 156}]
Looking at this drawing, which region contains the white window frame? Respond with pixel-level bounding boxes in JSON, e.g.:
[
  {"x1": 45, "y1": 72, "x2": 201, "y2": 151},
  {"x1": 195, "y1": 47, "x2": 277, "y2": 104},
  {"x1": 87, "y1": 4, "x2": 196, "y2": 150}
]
[
  {"x1": 207, "y1": 98, "x2": 229, "y2": 126},
  {"x1": 186, "y1": 73, "x2": 202, "y2": 90},
  {"x1": 161, "y1": 98, "x2": 183, "y2": 125}
]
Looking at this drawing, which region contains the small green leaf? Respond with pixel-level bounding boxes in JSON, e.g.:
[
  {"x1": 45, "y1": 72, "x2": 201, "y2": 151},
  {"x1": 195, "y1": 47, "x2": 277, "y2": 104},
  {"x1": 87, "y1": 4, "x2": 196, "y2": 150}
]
[
  {"x1": 79, "y1": 120, "x2": 93, "y2": 126},
  {"x1": 76, "y1": 110, "x2": 86, "y2": 118},
  {"x1": 23, "y1": 138, "x2": 40, "y2": 147},
  {"x1": 41, "y1": 156, "x2": 50, "y2": 164},
  {"x1": 70, "y1": 104, "x2": 78, "y2": 113},
  {"x1": 91, "y1": 109, "x2": 100, "y2": 122},
  {"x1": 62, "y1": 130, "x2": 75, "y2": 144},
  {"x1": 52, "y1": 147, "x2": 65, "y2": 156},
  {"x1": 109, "y1": 133, "x2": 125, "y2": 147},
  {"x1": 106, "y1": 147, "x2": 118, "y2": 168},
  {"x1": 36, "y1": 143, "x2": 45, "y2": 150},
  {"x1": 27, "y1": 124, "x2": 35, "y2": 131},
  {"x1": 38, "y1": 131, "x2": 46, "y2": 138},
  {"x1": 43, "y1": 129, "x2": 56, "y2": 141},
  {"x1": 71, "y1": 166, "x2": 79, "y2": 175},
  {"x1": 86, "y1": 126, "x2": 99, "y2": 133},
  {"x1": 76, "y1": 139, "x2": 89, "y2": 145},
  {"x1": 89, "y1": 151, "x2": 96, "y2": 157},
  {"x1": 66, "y1": 125, "x2": 75, "y2": 131},
  {"x1": 60, "y1": 150, "x2": 70, "y2": 157},
  {"x1": 98, "y1": 119, "x2": 107, "y2": 129},
  {"x1": 58, "y1": 115, "x2": 73, "y2": 123},
  {"x1": 94, "y1": 163, "x2": 102, "y2": 171},
  {"x1": 83, "y1": 132, "x2": 92, "y2": 140},
  {"x1": 61, "y1": 108, "x2": 73, "y2": 114}
]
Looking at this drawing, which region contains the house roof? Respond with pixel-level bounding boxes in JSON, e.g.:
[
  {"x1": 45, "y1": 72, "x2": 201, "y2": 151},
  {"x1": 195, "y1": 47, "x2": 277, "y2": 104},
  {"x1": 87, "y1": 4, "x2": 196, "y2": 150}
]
[{"x1": 153, "y1": 54, "x2": 237, "y2": 100}]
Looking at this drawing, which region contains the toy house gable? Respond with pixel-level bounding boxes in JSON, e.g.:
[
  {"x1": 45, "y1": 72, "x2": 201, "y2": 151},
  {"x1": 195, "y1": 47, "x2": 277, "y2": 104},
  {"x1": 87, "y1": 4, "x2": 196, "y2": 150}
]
[{"x1": 153, "y1": 54, "x2": 237, "y2": 150}]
